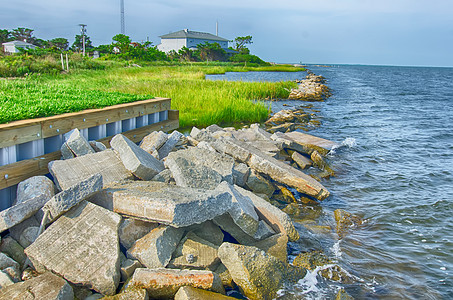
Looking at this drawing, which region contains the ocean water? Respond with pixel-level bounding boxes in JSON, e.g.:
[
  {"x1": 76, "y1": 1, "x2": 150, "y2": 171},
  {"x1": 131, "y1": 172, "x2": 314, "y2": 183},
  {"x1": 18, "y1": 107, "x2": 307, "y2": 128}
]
[{"x1": 207, "y1": 65, "x2": 453, "y2": 299}]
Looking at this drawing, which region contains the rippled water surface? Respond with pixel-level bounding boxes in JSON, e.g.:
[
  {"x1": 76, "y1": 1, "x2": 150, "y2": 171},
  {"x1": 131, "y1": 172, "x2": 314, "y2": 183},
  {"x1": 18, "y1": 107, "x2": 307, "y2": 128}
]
[{"x1": 208, "y1": 66, "x2": 453, "y2": 299}]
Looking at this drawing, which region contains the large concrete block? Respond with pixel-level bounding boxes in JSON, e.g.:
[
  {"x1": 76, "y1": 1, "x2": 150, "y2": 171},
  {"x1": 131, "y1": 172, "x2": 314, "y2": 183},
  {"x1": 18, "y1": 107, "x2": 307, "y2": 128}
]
[
  {"x1": 213, "y1": 213, "x2": 257, "y2": 245},
  {"x1": 49, "y1": 149, "x2": 133, "y2": 191},
  {"x1": 185, "y1": 221, "x2": 224, "y2": 246},
  {"x1": 64, "y1": 128, "x2": 95, "y2": 157},
  {"x1": 140, "y1": 131, "x2": 168, "y2": 154},
  {"x1": 157, "y1": 130, "x2": 184, "y2": 159},
  {"x1": 284, "y1": 131, "x2": 339, "y2": 155},
  {"x1": 175, "y1": 286, "x2": 236, "y2": 300},
  {"x1": 0, "y1": 236, "x2": 27, "y2": 267},
  {"x1": 119, "y1": 218, "x2": 158, "y2": 249},
  {"x1": 25, "y1": 201, "x2": 122, "y2": 295},
  {"x1": 111, "y1": 134, "x2": 164, "y2": 180},
  {"x1": 129, "y1": 268, "x2": 224, "y2": 298},
  {"x1": 127, "y1": 225, "x2": 184, "y2": 269},
  {"x1": 91, "y1": 180, "x2": 233, "y2": 227},
  {"x1": 16, "y1": 176, "x2": 55, "y2": 205},
  {"x1": 235, "y1": 186, "x2": 300, "y2": 242},
  {"x1": 43, "y1": 173, "x2": 103, "y2": 222},
  {"x1": 0, "y1": 272, "x2": 73, "y2": 299}
]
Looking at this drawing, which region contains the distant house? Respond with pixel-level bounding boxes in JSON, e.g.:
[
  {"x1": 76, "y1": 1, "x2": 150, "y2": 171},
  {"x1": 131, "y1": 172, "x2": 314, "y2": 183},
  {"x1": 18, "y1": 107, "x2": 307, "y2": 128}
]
[
  {"x1": 2, "y1": 40, "x2": 37, "y2": 54},
  {"x1": 157, "y1": 29, "x2": 235, "y2": 54}
]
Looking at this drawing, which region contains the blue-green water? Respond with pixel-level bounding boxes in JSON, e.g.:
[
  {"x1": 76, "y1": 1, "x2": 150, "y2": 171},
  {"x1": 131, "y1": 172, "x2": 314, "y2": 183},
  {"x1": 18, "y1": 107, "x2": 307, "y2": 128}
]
[{"x1": 208, "y1": 65, "x2": 453, "y2": 299}]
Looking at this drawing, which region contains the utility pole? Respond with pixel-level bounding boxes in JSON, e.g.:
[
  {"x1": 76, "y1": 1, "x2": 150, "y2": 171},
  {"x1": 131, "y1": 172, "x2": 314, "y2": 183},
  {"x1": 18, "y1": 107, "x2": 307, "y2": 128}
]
[
  {"x1": 120, "y1": 0, "x2": 125, "y2": 34},
  {"x1": 78, "y1": 24, "x2": 87, "y2": 56}
]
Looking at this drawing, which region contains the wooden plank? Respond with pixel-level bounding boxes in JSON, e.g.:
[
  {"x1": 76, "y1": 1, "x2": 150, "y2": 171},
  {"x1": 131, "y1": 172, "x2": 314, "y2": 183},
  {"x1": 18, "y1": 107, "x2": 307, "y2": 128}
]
[
  {"x1": 0, "y1": 124, "x2": 42, "y2": 149},
  {"x1": 0, "y1": 151, "x2": 61, "y2": 190},
  {"x1": 168, "y1": 109, "x2": 179, "y2": 120},
  {"x1": 0, "y1": 98, "x2": 171, "y2": 143}
]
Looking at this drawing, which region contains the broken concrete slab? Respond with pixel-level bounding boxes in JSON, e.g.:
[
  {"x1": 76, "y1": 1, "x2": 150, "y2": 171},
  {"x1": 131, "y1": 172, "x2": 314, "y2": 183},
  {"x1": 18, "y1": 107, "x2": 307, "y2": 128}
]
[
  {"x1": 213, "y1": 263, "x2": 234, "y2": 288},
  {"x1": 285, "y1": 131, "x2": 339, "y2": 155},
  {"x1": 235, "y1": 186, "x2": 300, "y2": 242},
  {"x1": 292, "y1": 151, "x2": 313, "y2": 169},
  {"x1": 118, "y1": 218, "x2": 158, "y2": 249},
  {"x1": 166, "y1": 147, "x2": 235, "y2": 184},
  {"x1": 140, "y1": 131, "x2": 168, "y2": 154},
  {"x1": 129, "y1": 268, "x2": 224, "y2": 298},
  {"x1": 216, "y1": 182, "x2": 259, "y2": 237},
  {"x1": 89, "y1": 141, "x2": 107, "y2": 152},
  {"x1": 253, "y1": 220, "x2": 276, "y2": 240},
  {"x1": 16, "y1": 176, "x2": 55, "y2": 205},
  {"x1": 60, "y1": 143, "x2": 75, "y2": 160},
  {"x1": 166, "y1": 155, "x2": 223, "y2": 190},
  {"x1": 0, "y1": 272, "x2": 73, "y2": 299},
  {"x1": 213, "y1": 214, "x2": 257, "y2": 246},
  {"x1": 64, "y1": 128, "x2": 95, "y2": 157},
  {"x1": 49, "y1": 149, "x2": 133, "y2": 191},
  {"x1": 100, "y1": 286, "x2": 149, "y2": 300},
  {"x1": 253, "y1": 233, "x2": 288, "y2": 263},
  {"x1": 0, "y1": 236, "x2": 27, "y2": 267},
  {"x1": 246, "y1": 170, "x2": 275, "y2": 197},
  {"x1": 0, "y1": 253, "x2": 19, "y2": 274},
  {"x1": 169, "y1": 232, "x2": 220, "y2": 270},
  {"x1": 110, "y1": 134, "x2": 165, "y2": 180},
  {"x1": 151, "y1": 169, "x2": 174, "y2": 184},
  {"x1": 232, "y1": 162, "x2": 250, "y2": 187},
  {"x1": 42, "y1": 173, "x2": 103, "y2": 223},
  {"x1": 127, "y1": 225, "x2": 184, "y2": 269},
  {"x1": 25, "y1": 201, "x2": 122, "y2": 295},
  {"x1": 0, "y1": 271, "x2": 14, "y2": 288},
  {"x1": 218, "y1": 242, "x2": 286, "y2": 300},
  {"x1": 175, "y1": 286, "x2": 236, "y2": 300},
  {"x1": 18, "y1": 226, "x2": 39, "y2": 248},
  {"x1": 91, "y1": 180, "x2": 233, "y2": 227},
  {"x1": 157, "y1": 130, "x2": 184, "y2": 159}
]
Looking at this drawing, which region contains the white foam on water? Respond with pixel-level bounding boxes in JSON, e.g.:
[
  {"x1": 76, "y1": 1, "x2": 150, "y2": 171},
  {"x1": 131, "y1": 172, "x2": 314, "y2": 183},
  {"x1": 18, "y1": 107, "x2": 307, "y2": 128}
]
[
  {"x1": 342, "y1": 137, "x2": 357, "y2": 148},
  {"x1": 331, "y1": 240, "x2": 343, "y2": 259},
  {"x1": 297, "y1": 267, "x2": 321, "y2": 295}
]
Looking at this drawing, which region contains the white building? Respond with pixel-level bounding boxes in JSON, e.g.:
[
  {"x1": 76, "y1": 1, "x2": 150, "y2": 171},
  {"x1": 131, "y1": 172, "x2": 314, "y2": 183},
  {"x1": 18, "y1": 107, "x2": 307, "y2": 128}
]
[
  {"x1": 2, "y1": 40, "x2": 37, "y2": 54},
  {"x1": 157, "y1": 29, "x2": 232, "y2": 53}
]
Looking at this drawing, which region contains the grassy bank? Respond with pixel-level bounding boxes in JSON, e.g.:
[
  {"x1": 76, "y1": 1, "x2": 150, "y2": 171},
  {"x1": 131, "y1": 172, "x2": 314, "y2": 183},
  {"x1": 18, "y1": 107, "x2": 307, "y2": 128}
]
[{"x1": 0, "y1": 63, "x2": 301, "y2": 128}]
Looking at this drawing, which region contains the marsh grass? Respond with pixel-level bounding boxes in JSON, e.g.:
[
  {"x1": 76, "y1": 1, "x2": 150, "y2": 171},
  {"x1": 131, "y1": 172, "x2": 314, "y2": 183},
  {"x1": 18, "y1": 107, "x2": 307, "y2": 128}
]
[{"x1": 0, "y1": 63, "x2": 300, "y2": 127}]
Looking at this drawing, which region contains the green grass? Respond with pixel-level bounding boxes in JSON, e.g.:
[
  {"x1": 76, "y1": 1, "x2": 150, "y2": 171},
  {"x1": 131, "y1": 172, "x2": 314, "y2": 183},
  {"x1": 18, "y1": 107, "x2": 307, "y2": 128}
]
[{"x1": 0, "y1": 63, "x2": 301, "y2": 128}]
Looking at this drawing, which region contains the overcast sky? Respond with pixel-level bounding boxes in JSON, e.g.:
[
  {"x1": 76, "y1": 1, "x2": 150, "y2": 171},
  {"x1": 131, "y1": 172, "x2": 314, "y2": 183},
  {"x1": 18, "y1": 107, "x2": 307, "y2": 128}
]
[{"x1": 2, "y1": 0, "x2": 452, "y2": 66}]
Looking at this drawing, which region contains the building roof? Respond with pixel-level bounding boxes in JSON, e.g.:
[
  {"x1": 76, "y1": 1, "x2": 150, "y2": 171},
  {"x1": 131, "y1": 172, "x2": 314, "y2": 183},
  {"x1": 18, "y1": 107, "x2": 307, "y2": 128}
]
[
  {"x1": 160, "y1": 29, "x2": 229, "y2": 42},
  {"x1": 2, "y1": 40, "x2": 36, "y2": 47}
]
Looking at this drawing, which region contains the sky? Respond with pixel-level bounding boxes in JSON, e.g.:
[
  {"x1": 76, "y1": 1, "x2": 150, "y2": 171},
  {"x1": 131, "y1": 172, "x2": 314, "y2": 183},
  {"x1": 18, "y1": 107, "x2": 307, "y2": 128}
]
[{"x1": 2, "y1": 0, "x2": 453, "y2": 67}]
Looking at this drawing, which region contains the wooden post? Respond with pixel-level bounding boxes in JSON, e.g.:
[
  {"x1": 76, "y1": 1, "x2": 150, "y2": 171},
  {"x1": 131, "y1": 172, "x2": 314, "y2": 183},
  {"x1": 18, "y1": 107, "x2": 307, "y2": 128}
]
[
  {"x1": 60, "y1": 53, "x2": 65, "y2": 70},
  {"x1": 66, "y1": 54, "x2": 69, "y2": 71}
]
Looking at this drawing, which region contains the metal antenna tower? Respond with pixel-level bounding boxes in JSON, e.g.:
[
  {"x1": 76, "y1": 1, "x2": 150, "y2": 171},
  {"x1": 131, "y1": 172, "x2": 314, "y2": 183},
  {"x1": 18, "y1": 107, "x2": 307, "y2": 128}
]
[
  {"x1": 78, "y1": 24, "x2": 87, "y2": 56},
  {"x1": 120, "y1": 0, "x2": 125, "y2": 34}
]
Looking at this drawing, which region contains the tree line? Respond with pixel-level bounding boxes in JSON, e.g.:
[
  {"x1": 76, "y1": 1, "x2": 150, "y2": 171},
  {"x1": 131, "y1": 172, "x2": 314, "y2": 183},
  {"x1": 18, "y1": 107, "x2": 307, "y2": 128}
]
[{"x1": 1, "y1": 28, "x2": 265, "y2": 65}]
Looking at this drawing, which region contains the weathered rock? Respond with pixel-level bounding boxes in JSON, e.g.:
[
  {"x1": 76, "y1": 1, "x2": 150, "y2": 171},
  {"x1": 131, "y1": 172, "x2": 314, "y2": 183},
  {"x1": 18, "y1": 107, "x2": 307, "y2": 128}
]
[
  {"x1": 166, "y1": 155, "x2": 223, "y2": 190},
  {"x1": 101, "y1": 286, "x2": 149, "y2": 300},
  {"x1": 25, "y1": 201, "x2": 122, "y2": 295},
  {"x1": 0, "y1": 237, "x2": 26, "y2": 267},
  {"x1": 292, "y1": 151, "x2": 312, "y2": 169},
  {"x1": 184, "y1": 221, "x2": 224, "y2": 246},
  {"x1": 64, "y1": 128, "x2": 95, "y2": 157},
  {"x1": 166, "y1": 147, "x2": 235, "y2": 185},
  {"x1": 21, "y1": 267, "x2": 39, "y2": 281},
  {"x1": 2, "y1": 266, "x2": 20, "y2": 283},
  {"x1": 218, "y1": 242, "x2": 286, "y2": 300},
  {"x1": 8, "y1": 216, "x2": 40, "y2": 244},
  {"x1": 60, "y1": 143, "x2": 75, "y2": 160},
  {"x1": 18, "y1": 226, "x2": 39, "y2": 248},
  {"x1": 151, "y1": 169, "x2": 174, "y2": 183},
  {"x1": 175, "y1": 286, "x2": 236, "y2": 300},
  {"x1": 284, "y1": 131, "x2": 338, "y2": 156},
  {"x1": 111, "y1": 134, "x2": 165, "y2": 180},
  {"x1": 129, "y1": 268, "x2": 224, "y2": 298},
  {"x1": 16, "y1": 176, "x2": 55, "y2": 205},
  {"x1": 213, "y1": 213, "x2": 257, "y2": 245},
  {"x1": 253, "y1": 220, "x2": 276, "y2": 240},
  {"x1": 311, "y1": 150, "x2": 335, "y2": 176},
  {"x1": 169, "y1": 232, "x2": 220, "y2": 270},
  {"x1": 267, "y1": 123, "x2": 296, "y2": 133},
  {"x1": 336, "y1": 288, "x2": 354, "y2": 300},
  {"x1": 49, "y1": 149, "x2": 133, "y2": 191},
  {"x1": 120, "y1": 259, "x2": 143, "y2": 282},
  {"x1": 118, "y1": 218, "x2": 158, "y2": 249},
  {"x1": 43, "y1": 173, "x2": 103, "y2": 223},
  {"x1": 140, "y1": 131, "x2": 168, "y2": 154},
  {"x1": 216, "y1": 182, "x2": 259, "y2": 237},
  {"x1": 0, "y1": 272, "x2": 73, "y2": 299},
  {"x1": 334, "y1": 209, "x2": 363, "y2": 239},
  {"x1": 157, "y1": 130, "x2": 184, "y2": 159},
  {"x1": 91, "y1": 180, "x2": 233, "y2": 227},
  {"x1": 235, "y1": 186, "x2": 300, "y2": 242},
  {"x1": 211, "y1": 137, "x2": 329, "y2": 200},
  {"x1": 127, "y1": 225, "x2": 184, "y2": 269},
  {"x1": 253, "y1": 233, "x2": 288, "y2": 263},
  {"x1": 246, "y1": 170, "x2": 275, "y2": 197},
  {"x1": 89, "y1": 140, "x2": 108, "y2": 152},
  {"x1": 0, "y1": 271, "x2": 14, "y2": 288},
  {"x1": 232, "y1": 162, "x2": 250, "y2": 187},
  {"x1": 0, "y1": 253, "x2": 19, "y2": 274}
]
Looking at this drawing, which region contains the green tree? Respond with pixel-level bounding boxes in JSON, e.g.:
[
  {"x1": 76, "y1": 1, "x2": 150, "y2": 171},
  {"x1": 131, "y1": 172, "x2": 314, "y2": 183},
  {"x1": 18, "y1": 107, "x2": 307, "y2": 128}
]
[
  {"x1": 112, "y1": 34, "x2": 131, "y2": 53},
  {"x1": 11, "y1": 27, "x2": 36, "y2": 43},
  {"x1": 177, "y1": 46, "x2": 197, "y2": 62},
  {"x1": 71, "y1": 34, "x2": 93, "y2": 52},
  {"x1": 49, "y1": 38, "x2": 69, "y2": 51},
  {"x1": 34, "y1": 39, "x2": 50, "y2": 49},
  {"x1": 0, "y1": 29, "x2": 11, "y2": 44},
  {"x1": 195, "y1": 42, "x2": 226, "y2": 61},
  {"x1": 233, "y1": 35, "x2": 253, "y2": 53}
]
